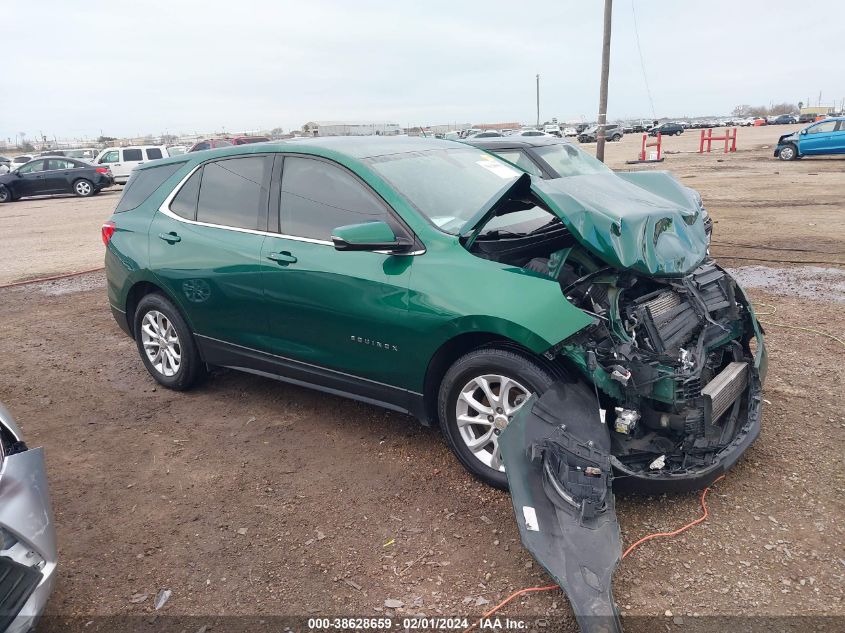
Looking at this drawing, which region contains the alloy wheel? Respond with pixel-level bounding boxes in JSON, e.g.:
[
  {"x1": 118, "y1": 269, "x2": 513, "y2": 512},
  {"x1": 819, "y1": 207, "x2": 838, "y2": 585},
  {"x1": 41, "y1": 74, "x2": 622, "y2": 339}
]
[
  {"x1": 455, "y1": 374, "x2": 530, "y2": 471},
  {"x1": 75, "y1": 180, "x2": 92, "y2": 196},
  {"x1": 140, "y1": 310, "x2": 181, "y2": 377},
  {"x1": 780, "y1": 145, "x2": 795, "y2": 160}
]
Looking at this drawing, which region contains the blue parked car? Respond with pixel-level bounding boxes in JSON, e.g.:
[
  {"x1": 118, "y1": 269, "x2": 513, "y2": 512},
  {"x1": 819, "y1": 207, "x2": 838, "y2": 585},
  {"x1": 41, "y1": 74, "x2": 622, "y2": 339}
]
[{"x1": 774, "y1": 116, "x2": 845, "y2": 160}]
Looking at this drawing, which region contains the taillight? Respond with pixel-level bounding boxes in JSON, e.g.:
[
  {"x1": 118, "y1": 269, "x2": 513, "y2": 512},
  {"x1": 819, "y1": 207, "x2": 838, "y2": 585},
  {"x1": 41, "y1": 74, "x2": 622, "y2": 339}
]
[
  {"x1": 102, "y1": 221, "x2": 116, "y2": 246},
  {"x1": 96, "y1": 167, "x2": 110, "y2": 174}
]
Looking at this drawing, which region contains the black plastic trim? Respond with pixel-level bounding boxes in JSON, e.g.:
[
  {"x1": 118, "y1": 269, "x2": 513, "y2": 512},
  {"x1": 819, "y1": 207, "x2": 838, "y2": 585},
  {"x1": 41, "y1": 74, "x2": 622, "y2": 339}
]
[{"x1": 0, "y1": 556, "x2": 43, "y2": 630}]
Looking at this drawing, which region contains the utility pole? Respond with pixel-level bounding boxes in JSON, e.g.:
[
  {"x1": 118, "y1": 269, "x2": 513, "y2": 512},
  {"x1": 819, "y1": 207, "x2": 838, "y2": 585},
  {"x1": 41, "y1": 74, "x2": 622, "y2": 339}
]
[
  {"x1": 536, "y1": 74, "x2": 540, "y2": 128},
  {"x1": 595, "y1": 0, "x2": 613, "y2": 162}
]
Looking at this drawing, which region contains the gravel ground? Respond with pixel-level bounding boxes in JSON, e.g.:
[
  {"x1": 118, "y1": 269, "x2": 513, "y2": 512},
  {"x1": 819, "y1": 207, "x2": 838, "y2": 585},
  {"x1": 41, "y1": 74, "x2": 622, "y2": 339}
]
[{"x1": 0, "y1": 129, "x2": 842, "y2": 631}]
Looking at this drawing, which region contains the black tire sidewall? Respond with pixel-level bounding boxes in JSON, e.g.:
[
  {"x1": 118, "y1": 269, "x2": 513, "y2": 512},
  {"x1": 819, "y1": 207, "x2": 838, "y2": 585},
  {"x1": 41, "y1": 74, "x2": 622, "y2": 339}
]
[
  {"x1": 0, "y1": 185, "x2": 10, "y2": 203},
  {"x1": 437, "y1": 347, "x2": 560, "y2": 489},
  {"x1": 133, "y1": 293, "x2": 202, "y2": 390},
  {"x1": 73, "y1": 178, "x2": 94, "y2": 197}
]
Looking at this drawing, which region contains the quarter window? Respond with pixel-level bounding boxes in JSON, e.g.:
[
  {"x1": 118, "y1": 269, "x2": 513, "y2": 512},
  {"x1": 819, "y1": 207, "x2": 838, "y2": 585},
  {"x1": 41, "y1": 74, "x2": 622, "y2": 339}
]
[
  {"x1": 280, "y1": 157, "x2": 388, "y2": 241},
  {"x1": 116, "y1": 163, "x2": 184, "y2": 213},
  {"x1": 146, "y1": 148, "x2": 163, "y2": 160},
  {"x1": 123, "y1": 149, "x2": 143, "y2": 161},
  {"x1": 196, "y1": 156, "x2": 269, "y2": 229},
  {"x1": 170, "y1": 168, "x2": 202, "y2": 220}
]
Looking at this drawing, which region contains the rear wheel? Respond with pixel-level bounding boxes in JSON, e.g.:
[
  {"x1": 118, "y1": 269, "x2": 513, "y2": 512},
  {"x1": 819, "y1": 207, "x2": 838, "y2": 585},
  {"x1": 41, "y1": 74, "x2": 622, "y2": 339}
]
[
  {"x1": 133, "y1": 293, "x2": 204, "y2": 390},
  {"x1": 779, "y1": 143, "x2": 798, "y2": 161},
  {"x1": 73, "y1": 178, "x2": 94, "y2": 197},
  {"x1": 611, "y1": 133, "x2": 622, "y2": 141},
  {"x1": 438, "y1": 347, "x2": 561, "y2": 489}
]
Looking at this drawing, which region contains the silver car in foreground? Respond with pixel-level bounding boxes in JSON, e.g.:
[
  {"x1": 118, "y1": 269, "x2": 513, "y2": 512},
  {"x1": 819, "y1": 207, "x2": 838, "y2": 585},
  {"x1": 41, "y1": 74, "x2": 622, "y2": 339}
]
[{"x1": 0, "y1": 404, "x2": 56, "y2": 633}]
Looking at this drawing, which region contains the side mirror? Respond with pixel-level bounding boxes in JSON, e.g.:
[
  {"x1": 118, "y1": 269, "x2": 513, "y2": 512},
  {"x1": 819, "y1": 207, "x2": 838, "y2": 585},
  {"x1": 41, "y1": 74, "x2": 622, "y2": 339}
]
[{"x1": 331, "y1": 221, "x2": 411, "y2": 253}]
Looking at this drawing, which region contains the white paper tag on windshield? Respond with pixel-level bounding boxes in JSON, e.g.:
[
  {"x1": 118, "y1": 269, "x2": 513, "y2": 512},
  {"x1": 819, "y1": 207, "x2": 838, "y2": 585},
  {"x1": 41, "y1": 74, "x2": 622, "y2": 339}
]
[
  {"x1": 476, "y1": 159, "x2": 519, "y2": 179},
  {"x1": 522, "y1": 506, "x2": 540, "y2": 531}
]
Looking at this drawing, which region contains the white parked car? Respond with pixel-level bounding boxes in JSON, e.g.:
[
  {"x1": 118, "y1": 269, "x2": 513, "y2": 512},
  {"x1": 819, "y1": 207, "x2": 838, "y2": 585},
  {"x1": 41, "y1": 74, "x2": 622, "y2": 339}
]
[
  {"x1": 9, "y1": 155, "x2": 35, "y2": 171},
  {"x1": 94, "y1": 146, "x2": 169, "y2": 184},
  {"x1": 543, "y1": 124, "x2": 562, "y2": 137},
  {"x1": 510, "y1": 129, "x2": 551, "y2": 137},
  {"x1": 443, "y1": 131, "x2": 461, "y2": 140},
  {"x1": 562, "y1": 127, "x2": 578, "y2": 137}
]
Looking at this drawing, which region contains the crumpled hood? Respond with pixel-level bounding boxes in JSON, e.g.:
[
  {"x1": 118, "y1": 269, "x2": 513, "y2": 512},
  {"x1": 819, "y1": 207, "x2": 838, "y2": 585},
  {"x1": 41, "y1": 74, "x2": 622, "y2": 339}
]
[
  {"x1": 532, "y1": 172, "x2": 708, "y2": 276},
  {"x1": 778, "y1": 131, "x2": 798, "y2": 144}
]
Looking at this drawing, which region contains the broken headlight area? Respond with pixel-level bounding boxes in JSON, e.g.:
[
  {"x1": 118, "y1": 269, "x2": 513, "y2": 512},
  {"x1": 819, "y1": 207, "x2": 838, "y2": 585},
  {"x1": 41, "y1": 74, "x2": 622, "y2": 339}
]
[{"x1": 556, "y1": 259, "x2": 763, "y2": 492}]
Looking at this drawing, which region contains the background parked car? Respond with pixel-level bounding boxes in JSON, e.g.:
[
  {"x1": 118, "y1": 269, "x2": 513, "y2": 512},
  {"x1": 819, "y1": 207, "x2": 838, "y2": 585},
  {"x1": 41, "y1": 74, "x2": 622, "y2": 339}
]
[
  {"x1": 543, "y1": 124, "x2": 562, "y2": 137},
  {"x1": 577, "y1": 124, "x2": 623, "y2": 143},
  {"x1": 37, "y1": 148, "x2": 99, "y2": 162},
  {"x1": 187, "y1": 138, "x2": 234, "y2": 152},
  {"x1": 0, "y1": 156, "x2": 10, "y2": 174},
  {"x1": 9, "y1": 155, "x2": 34, "y2": 170},
  {"x1": 562, "y1": 126, "x2": 578, "y2": 137},
  {"x1": 0, "y1": 157, "x2": 114, "y2": 202},
  {"x1": 650, "y1": 122, "x2": 684, "y2": 136},
  {"x1": 775, "y1": 116, "x2": 845, "y2": 160},
  {"x1": 471, "y1": 130, "x2": 503, "y2": 138},
  {"x1": 229, "y1": 135, "x2": 270, "y2": 145},
  {"x1": 95, "y1": 146, "x2": 168, "y2": 184},
  {"x1": 166, "y1": 145, "x2": 188, "y2": 156},
  {"x1": 0, "y1": 403, "x2": 57, "y2": 633},
  {"x1": 771, "y1": 114, "x2": 798, "y2": 125},
  {"x1": 509, "y1": 129, "x2": 552, "y2": 137}
]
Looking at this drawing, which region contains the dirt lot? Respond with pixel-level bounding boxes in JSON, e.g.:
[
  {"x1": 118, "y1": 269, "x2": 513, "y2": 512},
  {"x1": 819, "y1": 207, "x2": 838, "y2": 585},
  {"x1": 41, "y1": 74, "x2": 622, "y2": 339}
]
[{"x1": 0, "y1": 127, "x2": 843, "y2": 631}]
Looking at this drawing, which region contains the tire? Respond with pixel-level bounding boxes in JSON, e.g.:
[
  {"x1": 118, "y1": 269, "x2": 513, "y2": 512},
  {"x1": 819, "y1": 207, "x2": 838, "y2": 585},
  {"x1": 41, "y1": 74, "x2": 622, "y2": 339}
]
[
  {"x1": 0, "y1": 185, "x2": 10, "y2": 203},
  {"x1": 133, "y1": 293, "x2": 204, "y2": 390},
  {"x1": 778, "y1": 143, "x2": 798, "y2": 161},
  {"x1": 437, "y1": 346, "x2": 562, "y2": 489},
  {"x1": 611, "y1": 134, "x2": 622, "y2": 141},
  {"x1": 72, "y1": 178, "x2": 94, "y2": 197}
]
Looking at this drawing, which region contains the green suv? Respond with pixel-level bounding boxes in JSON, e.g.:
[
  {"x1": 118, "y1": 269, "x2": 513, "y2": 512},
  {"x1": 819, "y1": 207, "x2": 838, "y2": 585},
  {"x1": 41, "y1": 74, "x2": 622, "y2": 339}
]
[{"x1": 104, "y1": 137, "x2": 766, "y2": 490}]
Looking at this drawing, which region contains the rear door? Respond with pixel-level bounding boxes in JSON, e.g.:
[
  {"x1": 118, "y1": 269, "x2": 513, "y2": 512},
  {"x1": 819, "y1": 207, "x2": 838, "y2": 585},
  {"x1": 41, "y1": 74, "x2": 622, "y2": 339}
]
[
  {"x1": 148, "y1": 155, "x2": 272, "y2": 352},
  {"x1": 45, "y1": 158, "x2": 81, "y2": 193},
  {"x1": 833, "y1": 120, "x2": 845, "y2": 153},
  {"x1": 800, "y1": 120, "x2": 838, "y2": 155},
  {"x1": 259, "y1": 154, "x2": 415, "y2": 394}
]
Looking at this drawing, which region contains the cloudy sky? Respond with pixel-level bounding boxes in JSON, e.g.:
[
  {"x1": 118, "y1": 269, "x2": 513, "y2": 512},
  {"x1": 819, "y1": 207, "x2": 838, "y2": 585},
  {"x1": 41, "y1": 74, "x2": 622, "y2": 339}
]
[{"x1": 4, "y1": 0, "x2": 843, "y2": 140}]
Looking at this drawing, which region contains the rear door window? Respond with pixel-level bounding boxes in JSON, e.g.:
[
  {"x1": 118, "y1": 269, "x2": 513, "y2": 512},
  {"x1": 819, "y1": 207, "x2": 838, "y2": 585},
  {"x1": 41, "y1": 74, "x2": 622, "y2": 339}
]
[
  {"x1": 115, "y1": 162, "x2": 185, "y2": 213},
  {"x1": 279, "y1": 156, "x2": 388, "y2": 241},
  {"x1": 195, "y1": 156, "x2": 270, "y2": 229},
  {"x1": 122, "y1": 149, "x2": 143, "y2": 161},
  {"x1": 146, "y1": 148, "x2": 163, "y2": 160},
  {"x1": 47, "y1": 159, "x2": 77, "y2": 170}
]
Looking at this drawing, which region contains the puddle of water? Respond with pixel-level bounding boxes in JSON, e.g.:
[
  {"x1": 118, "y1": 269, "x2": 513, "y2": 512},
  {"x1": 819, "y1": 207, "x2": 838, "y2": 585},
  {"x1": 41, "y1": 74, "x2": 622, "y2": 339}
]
[{"x1": 727, "y1": 265, "x2": 845, "y2": 304}]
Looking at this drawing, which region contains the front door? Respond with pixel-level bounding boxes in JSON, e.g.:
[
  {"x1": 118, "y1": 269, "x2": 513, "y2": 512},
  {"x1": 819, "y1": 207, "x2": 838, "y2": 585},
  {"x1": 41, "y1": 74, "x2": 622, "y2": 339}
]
[
  {"x1": 97, "y1": 149, "x2": 123, "y2": 179},
  {"x1": 259, "y1": 155, "x2": 416, "y2": 396},
  {"x1": 800, "y1": 120, "x2": 838, "y2": 155},
  {"x1": 148, "y1": 155, "x2": 273, "y2": 352},
  {"x1": 14, "y1": 159, "x2": 49, "y2": 196}
]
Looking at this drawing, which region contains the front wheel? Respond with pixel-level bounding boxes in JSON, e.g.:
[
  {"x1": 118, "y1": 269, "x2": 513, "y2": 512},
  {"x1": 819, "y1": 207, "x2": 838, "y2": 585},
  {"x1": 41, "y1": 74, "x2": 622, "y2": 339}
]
[
  {"x1": 0, "y1": 185, "x2": 11, "y2": 203},
  {"x1": 437, "y1": 347, "x2": 561, "y2": 489},
  {"x1": 133, "y1": 293, "x2": 205, "y2": 390},
  {"x1": 778, "y1": 143, "x2": 798, "y2": 161},
  {"x1": 611, "y1": 134, "x2": 622, "y2": 141},
  {"x1": 73, "y1": 178, "x2": 94, "y2": 197}
]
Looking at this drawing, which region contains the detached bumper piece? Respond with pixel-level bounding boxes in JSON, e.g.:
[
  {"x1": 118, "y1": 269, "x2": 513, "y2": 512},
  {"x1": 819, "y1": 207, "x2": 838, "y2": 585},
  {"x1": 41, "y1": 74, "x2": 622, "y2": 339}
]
[
  {"x1": 0, "y1": 557, "x2": 42, "y2": 631},
  {"x1": 500, "y1": 383, "x2": 622, "y2": 633}
]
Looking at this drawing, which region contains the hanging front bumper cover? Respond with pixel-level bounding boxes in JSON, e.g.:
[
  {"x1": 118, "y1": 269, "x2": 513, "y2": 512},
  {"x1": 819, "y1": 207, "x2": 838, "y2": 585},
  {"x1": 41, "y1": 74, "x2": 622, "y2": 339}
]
[{"x1": 500, "y1": 382, "x2": 623, "y2": 633}]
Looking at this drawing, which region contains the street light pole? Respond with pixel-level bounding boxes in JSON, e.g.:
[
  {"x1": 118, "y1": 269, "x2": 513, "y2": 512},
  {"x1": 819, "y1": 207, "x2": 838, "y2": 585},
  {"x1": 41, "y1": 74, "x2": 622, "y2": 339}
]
[
  {"x1": 536, "y1": 74, "x2": 540, "y2": 128},
  {"x1": 596, "y1": 0, "x2": 613, "y2": 162}
]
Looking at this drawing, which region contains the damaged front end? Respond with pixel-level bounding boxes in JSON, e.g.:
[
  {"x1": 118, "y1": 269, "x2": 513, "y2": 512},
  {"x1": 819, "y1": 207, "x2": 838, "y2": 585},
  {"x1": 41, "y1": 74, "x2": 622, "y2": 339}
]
[{"x1": 466, "y1": 170, "x2": 766, "y2": 631}]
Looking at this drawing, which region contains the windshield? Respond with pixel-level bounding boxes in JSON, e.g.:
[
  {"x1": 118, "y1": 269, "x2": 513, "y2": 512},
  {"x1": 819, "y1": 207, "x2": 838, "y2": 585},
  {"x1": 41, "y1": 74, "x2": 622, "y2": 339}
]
[
  {"x1": 366, "y1": 147, "x2": 521, "y2": 234},
  {"x1": 533, "y1": 143, "x2": 612, "y2": 177}
]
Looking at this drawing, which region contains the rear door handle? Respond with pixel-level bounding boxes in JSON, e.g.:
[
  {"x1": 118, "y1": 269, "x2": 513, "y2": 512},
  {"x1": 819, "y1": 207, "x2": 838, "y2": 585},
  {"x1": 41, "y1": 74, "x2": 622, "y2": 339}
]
[
  {"x1": 267, "y1": 251, "x2": 297, "y2": 264},
  {"x1": 158, "y1": 232, "x2": 181, "y2": 244}
]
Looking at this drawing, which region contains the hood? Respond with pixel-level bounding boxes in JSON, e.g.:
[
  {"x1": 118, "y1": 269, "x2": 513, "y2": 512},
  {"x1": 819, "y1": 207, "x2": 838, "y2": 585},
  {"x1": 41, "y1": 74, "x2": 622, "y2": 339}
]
[
  {"x1": 532, "y1": 172, "x2": 708, "y2": 276},
  {"x1": 778, "y1": 131, "x2": 798, "y2": 144}
]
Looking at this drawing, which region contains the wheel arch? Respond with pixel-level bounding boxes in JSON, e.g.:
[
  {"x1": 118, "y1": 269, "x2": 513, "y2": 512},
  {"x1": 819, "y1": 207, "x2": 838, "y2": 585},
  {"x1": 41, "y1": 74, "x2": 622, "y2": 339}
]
[
  {"x1": 124, "y1": 280, "x2": 187, "y2": 339},
  {"x1": 420, "y1": 331, "x2": 564, "y2": 427}
]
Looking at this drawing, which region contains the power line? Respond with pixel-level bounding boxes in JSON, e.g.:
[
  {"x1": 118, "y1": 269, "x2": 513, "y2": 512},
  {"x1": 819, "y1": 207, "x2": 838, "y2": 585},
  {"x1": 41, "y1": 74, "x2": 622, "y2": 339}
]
[{"x1": 631, "y1": 0, "x2": 656, "y2": 119}]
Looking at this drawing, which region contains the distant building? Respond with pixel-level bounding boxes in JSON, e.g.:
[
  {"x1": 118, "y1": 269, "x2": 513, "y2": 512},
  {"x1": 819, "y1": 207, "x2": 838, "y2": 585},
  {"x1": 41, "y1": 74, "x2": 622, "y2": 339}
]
[
  {"x1": 303, "y1": 121, "x2": 401, "y2": 137},
  {"x1": 800, "y1": 106, "x2": 835, "y2": 116}
]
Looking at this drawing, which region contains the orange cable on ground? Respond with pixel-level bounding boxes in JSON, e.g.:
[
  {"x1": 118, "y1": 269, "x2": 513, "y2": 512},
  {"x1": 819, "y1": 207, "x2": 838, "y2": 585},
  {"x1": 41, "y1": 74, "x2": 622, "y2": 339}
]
[
  {"x1": 0, "y1": 267, "x2": 105, "y2": 290},
  {"x1": 463, "y1": 475, "x2": 725, "y2": 633}
]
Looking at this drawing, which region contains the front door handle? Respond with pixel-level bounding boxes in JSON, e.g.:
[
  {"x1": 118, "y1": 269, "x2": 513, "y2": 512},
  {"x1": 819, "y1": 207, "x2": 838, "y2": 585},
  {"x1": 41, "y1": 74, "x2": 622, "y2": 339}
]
[
  {"x1": 158, "y1": 232, "x2": 181, "y2": 244},
  {"x1": 267, "y1": 251, "x2": 297, "y2": 264}
]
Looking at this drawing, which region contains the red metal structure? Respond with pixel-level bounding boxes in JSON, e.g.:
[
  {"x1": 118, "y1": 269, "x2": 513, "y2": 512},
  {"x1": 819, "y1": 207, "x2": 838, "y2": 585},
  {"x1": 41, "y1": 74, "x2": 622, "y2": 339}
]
[
  {"x1": 626, "y1": 133, "x2": 664, "y2": 164},
  {"x1": 699, "y1": 128, "x2": 737, "y2": 153}
]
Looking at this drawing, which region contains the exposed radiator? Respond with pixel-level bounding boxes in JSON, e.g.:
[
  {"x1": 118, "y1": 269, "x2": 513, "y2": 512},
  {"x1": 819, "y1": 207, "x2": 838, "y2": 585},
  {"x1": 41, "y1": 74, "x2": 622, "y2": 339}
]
[{"x1": 702, "y1": 361, "x2": 749, "y2": 421}]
